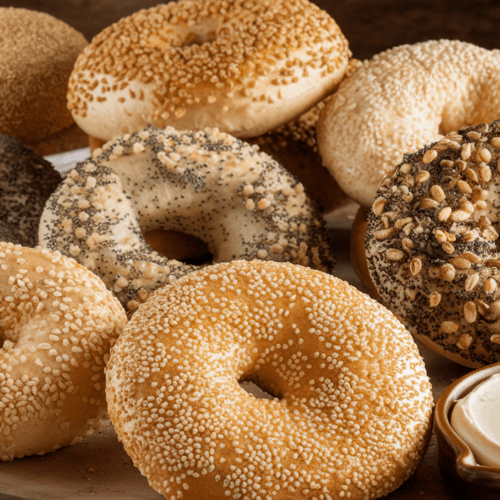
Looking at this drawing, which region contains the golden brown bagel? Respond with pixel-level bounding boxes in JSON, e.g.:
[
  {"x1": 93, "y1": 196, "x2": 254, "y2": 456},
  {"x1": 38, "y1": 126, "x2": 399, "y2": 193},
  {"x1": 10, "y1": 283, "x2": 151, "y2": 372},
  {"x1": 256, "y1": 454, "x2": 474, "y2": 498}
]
[
  {"x1": 107, "y1": 260, "x2": 434, "y2": 500},
  {"x1": 0, "y1": 243, "x2": 126, "y2": 461},
  {"x1": 0, "y1": 8, "x2": 87, "y2": 149},
  {"x1": 68, "y1": 0, "x2": 350, "y2": 141}
]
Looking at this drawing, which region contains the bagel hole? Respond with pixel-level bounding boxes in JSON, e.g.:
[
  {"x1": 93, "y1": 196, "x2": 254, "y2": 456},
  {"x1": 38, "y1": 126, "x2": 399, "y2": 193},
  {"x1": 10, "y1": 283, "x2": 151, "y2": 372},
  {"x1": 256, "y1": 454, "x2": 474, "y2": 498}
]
[
  {"x1": 143, "y1": 229, "x2": 212, "y2": 265},
  {"x1": 180, "y1": 19, "x2": 218, "y2": 47},
  {"x1": 183, "y1": 30, "x2": 216, "y2": 47},
  {"x1": 239, "y1": 377, "x2": 282, "y2": 401}
]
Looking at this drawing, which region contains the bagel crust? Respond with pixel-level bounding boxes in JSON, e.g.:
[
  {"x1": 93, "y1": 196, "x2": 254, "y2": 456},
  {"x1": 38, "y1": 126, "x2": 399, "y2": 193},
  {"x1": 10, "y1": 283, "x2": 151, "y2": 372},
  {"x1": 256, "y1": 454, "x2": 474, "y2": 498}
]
[
  {"x1": 0, "y1": 221, "x2": 20, "y2": 245},
  {"x1": 317, "y1": 40, "x2": 500, "y2": 207},
  {"x1": 67, "y1": 0, "x2": 350, "y2": 140},
  {"x1": 0, "y1": 134, "x2": 61, "y2": 248},
  {"x1": 0, "y1": 243, "x2": 127, "y2": 461},
  {"x1": 248, "y1": 99, "x2": 349, "y2": 215},
  {"x1": 107, "y1": 260, "x2": 433, "y2": 500},
  {"x1": 365, "y1": 121, "x2": 500, "y2": 368},
  {"x1": 39, "y1": 126, "x2": 334, "y2": 313},
  {"x1": 0, "y1": 8, "x2": 87, "y2": 143}
]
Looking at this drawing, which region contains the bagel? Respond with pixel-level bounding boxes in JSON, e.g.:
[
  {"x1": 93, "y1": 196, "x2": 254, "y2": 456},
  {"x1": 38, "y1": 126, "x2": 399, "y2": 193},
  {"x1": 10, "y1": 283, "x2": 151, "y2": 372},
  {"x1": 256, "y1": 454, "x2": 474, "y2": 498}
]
[
  {"x1": 88, "y1": 100, "x2": 349, "y2": 217},
  {"x1": 68, "y1": 0, "x2": 350, "y2": 141},
  {"x1": 106, "y1": 260, "x2": 434, "y2": 500},
  {"x1": 349, "y1": 206, "x2": 382, "y2": 302},
  {"x1": 39, "y1": 126, "x2": 334, "y2": 314},
  {"x1": 317, "y1": 40, "x2": 500, "y2": 207},
  {"x1": 248, "y1": 99, "x2": 349, "y2": 215},
  {"x1": 0, "y1": 8, "x2": 87, "y2": 149},
  {"x1": 0, "y1": 134, "x2": 61, "y2": 247},
  {"x1": 0, "y1": 221, "x2": 20, "y2": 245},
  {"x1": 0, "y1": 243, "x2": 127, "y2": 461},
  {"x1": 365, "y1": 121, "x2": 500, "y2": 368}
]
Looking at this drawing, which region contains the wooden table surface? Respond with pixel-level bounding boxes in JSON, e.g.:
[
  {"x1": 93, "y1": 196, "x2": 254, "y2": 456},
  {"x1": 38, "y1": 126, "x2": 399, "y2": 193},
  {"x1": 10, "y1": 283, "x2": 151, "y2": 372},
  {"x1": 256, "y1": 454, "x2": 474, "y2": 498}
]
[{"x1": 0, "y1": 0, "x2": 496, "y2": 498}]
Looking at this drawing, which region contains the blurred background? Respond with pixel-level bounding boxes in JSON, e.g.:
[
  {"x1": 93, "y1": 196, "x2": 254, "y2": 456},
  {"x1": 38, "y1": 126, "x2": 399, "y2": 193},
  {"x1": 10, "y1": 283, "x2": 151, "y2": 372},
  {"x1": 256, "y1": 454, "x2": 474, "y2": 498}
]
[{"x1": 1, "y1": 0, "x2": 499, "y2": 60}]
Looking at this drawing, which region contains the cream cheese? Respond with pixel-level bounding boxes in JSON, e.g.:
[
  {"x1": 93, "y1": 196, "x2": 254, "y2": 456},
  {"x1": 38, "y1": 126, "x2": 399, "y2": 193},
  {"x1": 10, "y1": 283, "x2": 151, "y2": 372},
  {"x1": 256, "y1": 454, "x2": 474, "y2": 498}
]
[{"x1": 451, "y1": 373, "x2": 500, "y2": 467}]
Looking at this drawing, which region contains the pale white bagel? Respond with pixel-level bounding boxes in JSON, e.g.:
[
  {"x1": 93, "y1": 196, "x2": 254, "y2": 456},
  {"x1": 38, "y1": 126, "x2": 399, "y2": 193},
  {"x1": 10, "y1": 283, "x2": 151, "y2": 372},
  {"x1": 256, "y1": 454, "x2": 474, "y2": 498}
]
[
  {"x1": 39, "y1": 126, "x2": 334, "y2": 314},
  {"x1": 317, "y1": 40, "x2": 500, "y2": 207},
  {"x1": 68, "y1": 0, "x2": 350, "y2": 141}
]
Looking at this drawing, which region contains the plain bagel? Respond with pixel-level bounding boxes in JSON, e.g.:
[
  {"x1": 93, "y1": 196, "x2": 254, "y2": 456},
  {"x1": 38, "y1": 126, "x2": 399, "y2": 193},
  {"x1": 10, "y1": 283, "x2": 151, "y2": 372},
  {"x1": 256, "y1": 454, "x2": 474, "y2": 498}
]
[
  {"x1": 317, "y1": 40, "x2": 500, "y2": 207},
  {"x1": 67, "y1": 0, "x2": 351, "y2": 141}
]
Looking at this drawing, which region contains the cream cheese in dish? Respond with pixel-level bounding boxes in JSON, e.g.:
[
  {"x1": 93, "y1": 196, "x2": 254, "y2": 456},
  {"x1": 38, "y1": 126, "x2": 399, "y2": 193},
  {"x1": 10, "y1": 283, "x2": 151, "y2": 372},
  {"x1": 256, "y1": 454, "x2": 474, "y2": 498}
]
[{"x1": 451, "y1": 373, "x2": 500, "y2": 467}]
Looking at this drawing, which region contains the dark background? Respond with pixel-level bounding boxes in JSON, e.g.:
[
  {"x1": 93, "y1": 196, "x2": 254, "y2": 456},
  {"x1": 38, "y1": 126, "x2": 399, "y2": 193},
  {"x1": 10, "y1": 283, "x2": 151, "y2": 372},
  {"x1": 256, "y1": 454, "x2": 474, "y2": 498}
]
[{"x1": 1, "y1": 0, "x2": 499, "y2": 60}]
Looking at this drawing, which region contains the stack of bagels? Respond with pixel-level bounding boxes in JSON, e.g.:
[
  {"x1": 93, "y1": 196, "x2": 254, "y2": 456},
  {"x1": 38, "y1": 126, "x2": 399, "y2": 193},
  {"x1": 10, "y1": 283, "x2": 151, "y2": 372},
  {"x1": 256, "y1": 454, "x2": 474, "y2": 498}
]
[{"x1": 3, "y1": 0, "x2": 500, "y2": 499}]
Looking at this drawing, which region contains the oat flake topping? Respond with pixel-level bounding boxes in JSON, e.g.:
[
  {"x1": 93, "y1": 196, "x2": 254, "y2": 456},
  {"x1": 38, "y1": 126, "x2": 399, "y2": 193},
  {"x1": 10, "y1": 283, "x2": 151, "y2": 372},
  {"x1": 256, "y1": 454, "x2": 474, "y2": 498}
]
[{"x1": 366, "y1": 120, "x2": 500, "y2": 367}]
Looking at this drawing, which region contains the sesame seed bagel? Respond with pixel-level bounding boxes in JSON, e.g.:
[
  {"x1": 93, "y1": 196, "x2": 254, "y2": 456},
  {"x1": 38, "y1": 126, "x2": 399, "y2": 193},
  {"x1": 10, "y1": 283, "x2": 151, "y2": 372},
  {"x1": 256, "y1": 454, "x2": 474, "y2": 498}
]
[
  {"x1": 106, "y1": 260, "x2": 433, "y2": 500},
  {"x1": 0, "y1": 8, "x2": 87, "y2": 144},
  {"x1": 317, "y1": 40, "x2": 500, "y2": 208},
  {"x1": 0, "y1": 134, "x2": 61, "y2": 247},
  {"x1": 39, "y1": 126, "x2": 334, "y2": 314},
  {"x1": 67, "y1": 0, "x2": 350, "y2": 141},
  {"x1": 0, "y1": 243, "x2": 127, "y2": 461},
  {"x1": 365, "y1": 121, "x2": 500, "y2": 368}
]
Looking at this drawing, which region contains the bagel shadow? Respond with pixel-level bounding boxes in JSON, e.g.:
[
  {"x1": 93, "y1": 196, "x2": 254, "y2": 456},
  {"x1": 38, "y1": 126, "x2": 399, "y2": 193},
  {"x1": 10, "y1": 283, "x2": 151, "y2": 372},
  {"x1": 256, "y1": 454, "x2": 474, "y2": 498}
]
[{"x1": 0, "y1": 424, "x2": 162, "y2": 500}]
